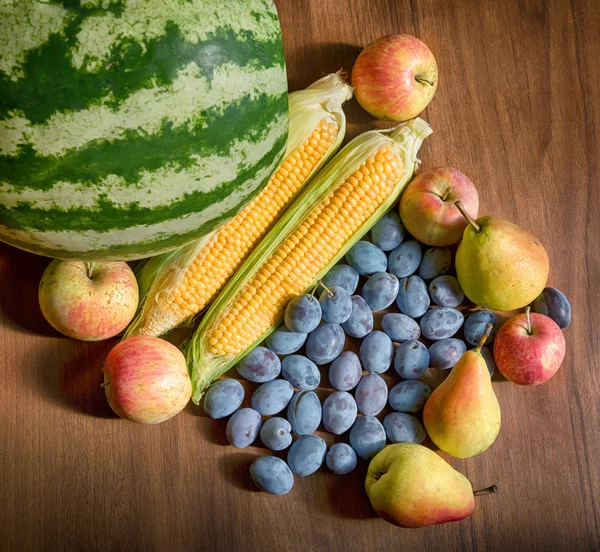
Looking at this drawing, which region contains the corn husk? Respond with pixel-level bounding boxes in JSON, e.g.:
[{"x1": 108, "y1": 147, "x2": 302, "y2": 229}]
[
  {"x1": 185, "y1": 118, "x2": 433, "y2": 403},
  {"x1": 124, "y1": 72, "x2": 353, "y2": 338}
]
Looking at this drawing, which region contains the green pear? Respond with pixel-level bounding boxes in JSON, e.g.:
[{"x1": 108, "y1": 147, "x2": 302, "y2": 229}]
[
  {"x1": 423, "y1": 325, "x2": 501, "y2": 458},
  {"x1": 366, "y1": 443, "x2": 496, "y2": 528},
  {"x1": 454, "y1": 202, "x2": 549, "y2": 311}
]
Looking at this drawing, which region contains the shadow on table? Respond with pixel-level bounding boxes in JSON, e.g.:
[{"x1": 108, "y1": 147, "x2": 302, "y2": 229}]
[
  {"x1": 58, "y1": 340, "x2": 118, "y2": 418},
  {"x1": 218, "y1": 452, "x2": 260, "y2": 492},
  {"x1": 0, "y1": 243, "x2": 58, "y2": 336}
]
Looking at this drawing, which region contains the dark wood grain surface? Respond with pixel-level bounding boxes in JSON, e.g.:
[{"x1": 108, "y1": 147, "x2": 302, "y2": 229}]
[{"x1": 1, "y1": 0, "x2": 599, "y2": 550}]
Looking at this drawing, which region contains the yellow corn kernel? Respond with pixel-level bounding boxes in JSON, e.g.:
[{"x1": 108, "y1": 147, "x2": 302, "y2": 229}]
[{"x1": 207, "y1": 146, "x2": 404, "y2": 356}]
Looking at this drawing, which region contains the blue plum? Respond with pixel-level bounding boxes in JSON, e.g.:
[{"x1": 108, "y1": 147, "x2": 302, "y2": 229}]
[
  {"x1": 306, "y1": 323, "x2": 345, "y2": 365},
  {"x1": 321, "y1": 264, "x2": 360, "y2": 295},
  {"x1": 236, "y1": 346, "x2": 281, "y2": 383},
  {"x1": 532, "y1": 287, "x2": 571, "y2": 329},
  {"x1": 287, "y1": 391, "x2": 322, "y2": 436},
  {"x1": 326, "y1": 443, "x2": 357, "y2": 475},
  {"x1": 322, "y1": 391, "x2": 358, "y2": 435},
  {"x1": 284, "y1": 294, "x2": 322, "y2": 333},
  {"x1": 418, "y1": 247, "x2": 452, "y2": 280},
  {"x1": 464, "y1": 310, "x2": 497, "y2": 346},
  {"x1": 355, "y1": 373, "x2": 388, "y2": 416},
  {"x1": 383, "y1": 412, "x2": 426, "y2": 444},
  {"x1": 371, "y1": 211, "x2": 405, "y2": 251},
  {"x1": 420, "y1": 307, "x2": 464, "y2": 340},
  {"x1": 250, "y1": 456, "x2": 294, "y2": 495},
  {"x1": 251, "y1": 379, "x2": 294, "y2": 415},
  {"x1": 359, "y1": 331, "x2": 394, "y2": 374},
  {"x1": 226, "y1": 408, "x2": 262, "y2": 448},
  {"x1": 320, "y1": 285, "x2": 353, "y2": 324},
  {"x1": 345, "y1": 241, "x2": 387, "y2": 276},
  {"x1": 266, "y1": 325, "x2": 307, "y2": 355},
  {"x1": 349, "y1": 416, "x2": 386, "y2": 460},
  {"x1": 329, "y1": 351, "x2": 363, "y2": 391},
  {"x1": 388, "y1": 240, "x2": 422, "y2": 278},
  {"x1": 203, "y1": 378, "x2": 245, "y2": 419},
  {"x1": 287, "y1": 435, "x2": 327, "y2": 476},
  {"x1": 429, "y1": 338, "x2": 467, "y2": 370},
  {"x1": 381, "y1": 313, "x2": 420, "y2": 342},
  {"x1": 361, "y1": 272, "x2": 399, "y2": 311},
  {"x1": 429, "y1": 275, "x2": 464, "y2": 307},
  {"x1": 393, "y1": 340, "x2": 430, "y2": 379},
  {"x1": 396, "y1": 275, "x2": 430, "y2": 318},
  {"x1": 281, "y1": 355, "x2": 320, "y2": 390},
  {"x1": 342, "y1": 295, "x2": 374, "y2": 338},
  {"x1": 260, "y1": 417, "x2": 292, "y2": 451},
  {"x1": 388, "y1": 380, "x2": 431, "y2": 412}
]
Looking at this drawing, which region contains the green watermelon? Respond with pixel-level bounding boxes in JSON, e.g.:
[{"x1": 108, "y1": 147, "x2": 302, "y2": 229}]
[{"x1": 0, "y1": 0, "x2": 288, "y2": 261}]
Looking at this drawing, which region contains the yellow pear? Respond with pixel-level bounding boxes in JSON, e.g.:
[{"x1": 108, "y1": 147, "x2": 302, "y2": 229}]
[
  {"x1": 454, "y1": 202, "x2": 549, "y2": 311},
  {"x1": 423, "y1": 325, "x2": 501, "y2": 458},
  {"x1": 366, "y1": 444, "x2": 497, "y2": 528}
]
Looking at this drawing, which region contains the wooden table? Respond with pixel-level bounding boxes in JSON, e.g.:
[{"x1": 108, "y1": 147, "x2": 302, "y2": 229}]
[{"x1": 1, "y1": 0, "x2": 599, "y2": 550}]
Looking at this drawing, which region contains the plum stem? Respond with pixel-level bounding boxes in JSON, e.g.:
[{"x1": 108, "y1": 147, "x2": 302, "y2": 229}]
[
  {"x1": 318, "y1": 280, "x2": 335, "y2": 297},
  {"x1": 454, "y1": 201, "x2": 481, "y2": 232},
  {"x1": 525, "y1": 306, "x2": 532, "y2": 335},
  {"x1": 475, "y1": 323, "x2": 493, "y2": 353},
  {"x1": 86, "y1": 262, "x2": 95, "y2": 279},
  {"x1": 415, "y1": 75, "x2": 434, "y2": 87},
  {"x1": 441, "y1": 187, "x2": 452, "y2": 201},
  {"x1": 473, "y1": 485, "x2": 498, "y2": 496}
]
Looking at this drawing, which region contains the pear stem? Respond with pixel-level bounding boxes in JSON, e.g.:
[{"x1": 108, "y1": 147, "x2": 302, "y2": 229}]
[
  {"x1": 525, "y1": 306, "x2": 532, "y2": 335},
  {"x1": 86, "y1": 262, "x2": 95, "y2": 279},
  {"x1": 441, "y1": 187, "x2": 452, "y2": 202},
  {"x1": 473, "y1": 485, "x2": 498, "y2": 496},
  {"x1": 454, "y1": 201, "x2": 481, "y2": 233},
  {"x1": 318, "y1": 280, "x2": 335, "y2": 297},
  {"x1": 475, "y1": 323, "x2": 493, "y2": 353},
  {"x1": 415, "y1": 76, "x2": 434, "y2": 87}
]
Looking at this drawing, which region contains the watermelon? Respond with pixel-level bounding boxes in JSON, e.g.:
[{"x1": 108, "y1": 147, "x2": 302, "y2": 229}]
[{"x1": 0, "y1": 0, "x2": 288, "y2": 261}]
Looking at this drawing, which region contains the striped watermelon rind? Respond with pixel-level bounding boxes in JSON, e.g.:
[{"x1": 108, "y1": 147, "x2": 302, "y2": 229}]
[{"x1": 0, "y1": 0, "x2": 289, "y2": 261}]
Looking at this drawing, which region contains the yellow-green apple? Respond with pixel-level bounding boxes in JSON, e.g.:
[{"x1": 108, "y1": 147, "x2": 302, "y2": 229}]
[
  {"x1": 365, "y1": 444, "x2": 476, "y2": 527},
  {"x1": 399, "y1": 167, "x2": 479, "y2": 246},
  {"x1": 39, "y1": 260, "x2": 138, "y2": 341},
  {"x1": 494, "y1": 308, "x2": 566, "y2": 385},
  {"x1": 103, "y1": 336, "x2": 191, "y2": 424},
  {"x1": 352, "y1": 34, "x2": 438, "y2": 122}
]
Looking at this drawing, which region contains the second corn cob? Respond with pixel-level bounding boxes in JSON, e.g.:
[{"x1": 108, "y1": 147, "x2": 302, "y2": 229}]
[
  {"x1": 186, "y1": 118, "x2": 432, "y2": 403},
  {"x1": 125, "y1": 73, "x2": 353, "y2": 337}
]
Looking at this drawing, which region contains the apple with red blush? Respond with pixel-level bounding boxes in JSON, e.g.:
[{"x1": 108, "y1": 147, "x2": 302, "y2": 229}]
[
  {"x1": 39, "y1": 260, "x2": 138, "y2": 341},
  {"x1": 399, "y1": 167, "x2": 479, "y2": 246},
  {"x1": 494, "y1": 307, "x2": 566, "y2": 385},
  {"x1": 352, "y1": 34, "x2": 438, "y2": 122},
  {"x1": 103, "y1": 336, "x2": 191, "y2": 424}
]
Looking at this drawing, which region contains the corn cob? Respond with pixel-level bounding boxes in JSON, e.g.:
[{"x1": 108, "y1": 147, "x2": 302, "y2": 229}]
[
  {"x1": 185, "y1": 118, "x2": 432, "y2": 403},
  {"x1": 124, "y1": 73, "x2": 353, "y2": 338}
]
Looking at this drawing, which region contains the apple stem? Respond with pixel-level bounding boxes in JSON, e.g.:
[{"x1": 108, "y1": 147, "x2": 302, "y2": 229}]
[
  {"x1": 475, "y1": 323, "x2": 493, "y2": 353},
  {"x1": 454, "y1": 201, "x2": 481, "y2": 233},
  {"x1": 441, "y1": 187, "x2": 452, "y2": 201},
  {"x1": 86, "y1": 262, "x2": 95, "y2": 279},
  {"x1": 415, "y1": 76, "x2": 434, "y2": 87},
  {"x1": 100, "y1": 381, "x2": 110, "y2": 388},
  {"x1": 318, "y1": 280, "x2": 335, "y2": 297},
  {"x1": 525, "y1": 306, "x2": 532, "y2": 335},
  {"x1": 473, "y1": 485, "x2": 498, "y2": 496}
]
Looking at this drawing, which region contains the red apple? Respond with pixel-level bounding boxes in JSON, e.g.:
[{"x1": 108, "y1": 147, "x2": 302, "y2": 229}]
[
  {"x1": 352, "y1": 34, "x2": 438, "y2": 122},
  {"x1": 494, "y1": 308, "x2": 566, "y2": 385},
  {"x1": 399, "y1": 167, "x2": 479, "y2": 246},
  {"x1": 39, "y1": 260, "x2": 138, "y2": 341},
  {"x1": 104, "y1": 336, "x2": 191, "y2": 424}
]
